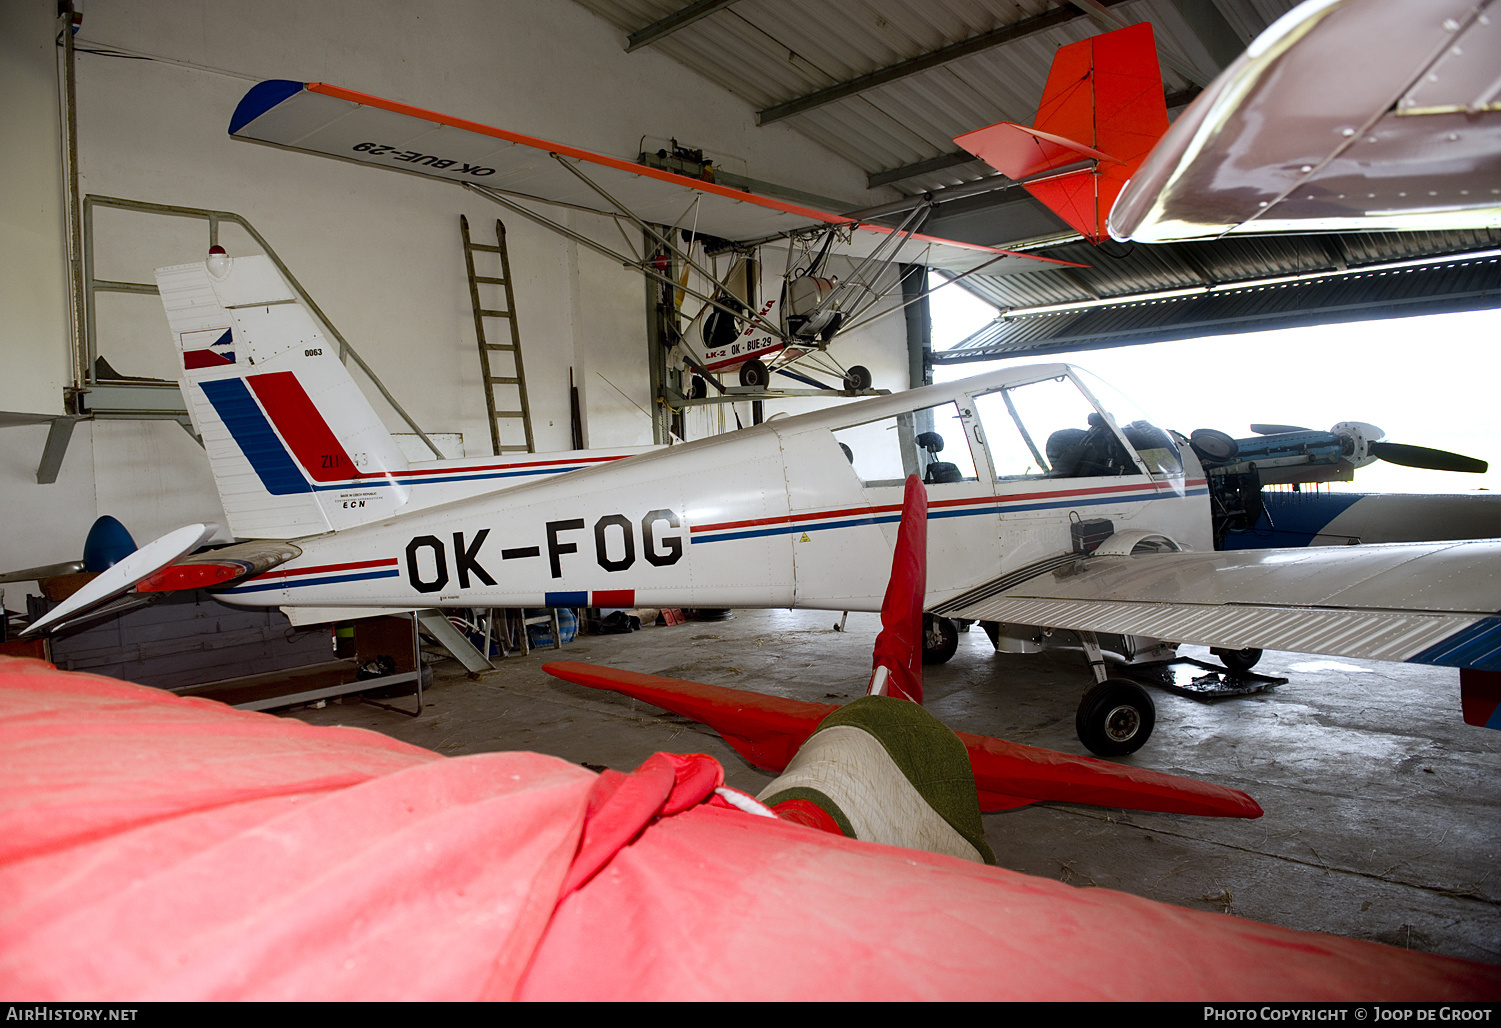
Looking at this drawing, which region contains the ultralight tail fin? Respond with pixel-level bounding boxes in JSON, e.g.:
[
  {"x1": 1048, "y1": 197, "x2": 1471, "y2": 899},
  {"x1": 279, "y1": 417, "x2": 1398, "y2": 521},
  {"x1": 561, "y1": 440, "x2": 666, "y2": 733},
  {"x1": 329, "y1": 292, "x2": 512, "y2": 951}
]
[
  {"x1": 953, "y1": 22, "x2": 1169, "y2": 243},
  {"x1": 155, "y1": 250, "x2": 412, "y2": 539}
]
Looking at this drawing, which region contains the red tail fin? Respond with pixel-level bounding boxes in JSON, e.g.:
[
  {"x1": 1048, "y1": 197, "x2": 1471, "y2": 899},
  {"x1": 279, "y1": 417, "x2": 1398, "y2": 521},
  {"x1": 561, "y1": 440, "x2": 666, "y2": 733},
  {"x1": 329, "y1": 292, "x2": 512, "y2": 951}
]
[{"x1": 953, "y1": 22, "x2": 1168, "y2": 243}]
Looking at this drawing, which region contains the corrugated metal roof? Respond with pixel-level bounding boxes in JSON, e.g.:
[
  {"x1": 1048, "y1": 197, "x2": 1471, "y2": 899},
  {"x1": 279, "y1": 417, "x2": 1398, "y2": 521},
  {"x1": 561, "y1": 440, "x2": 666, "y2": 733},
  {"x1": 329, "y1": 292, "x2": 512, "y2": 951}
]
[
  {"x1": 575, "y1": 0, "x2": 1259, "y2": 192},
  {"x1": 571, "y1": 1, "x2": 1501, "y2": 349},
  {"x1": 952, "y1": 228, "x2": 1501, "y2": 310},
  {"x1": 935, "y1": 251, "x2": 1501, "y2": 360}
]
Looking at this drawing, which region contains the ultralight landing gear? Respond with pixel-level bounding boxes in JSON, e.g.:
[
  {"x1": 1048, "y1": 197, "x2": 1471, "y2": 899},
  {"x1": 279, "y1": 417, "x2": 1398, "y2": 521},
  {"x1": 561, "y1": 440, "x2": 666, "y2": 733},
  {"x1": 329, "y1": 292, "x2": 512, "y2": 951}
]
[
  {"x1": 1211, "y1": 646, "x2": 1263, "y2": 674},
  {"x1": 1075, "y1": 679, "x2": 1156, "y2": 757},
  {"x1": 843, "y1": 364, "x2": 872, "y2": 391},
  {"x1": 738, "y1": 358, "x2": 769, "y2": 388},
  {"x1": 922, "y1": 613, "x2": 958, "y2": 665}
]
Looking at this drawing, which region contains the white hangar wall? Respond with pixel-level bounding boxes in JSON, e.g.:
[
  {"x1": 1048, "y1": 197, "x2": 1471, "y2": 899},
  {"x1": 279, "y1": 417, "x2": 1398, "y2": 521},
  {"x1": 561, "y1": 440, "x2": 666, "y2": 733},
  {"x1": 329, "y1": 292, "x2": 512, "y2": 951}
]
[{"x1": 0, "y1": 0, "x2": 908, "y2": 576}]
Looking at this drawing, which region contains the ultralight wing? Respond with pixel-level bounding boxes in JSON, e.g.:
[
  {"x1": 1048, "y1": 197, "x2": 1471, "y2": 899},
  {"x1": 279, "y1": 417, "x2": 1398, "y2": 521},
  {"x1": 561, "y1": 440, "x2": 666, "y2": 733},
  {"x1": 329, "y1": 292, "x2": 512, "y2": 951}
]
[
  {"x1": 1110, "y1": 0, "x2": 1501, "y2": 242},
  {"x1": 935, "y1": 540, "x2": 1501, "y2": 671},
  {"x1": 228, "y1": 81, "x2": 1070, "y2": 274}
]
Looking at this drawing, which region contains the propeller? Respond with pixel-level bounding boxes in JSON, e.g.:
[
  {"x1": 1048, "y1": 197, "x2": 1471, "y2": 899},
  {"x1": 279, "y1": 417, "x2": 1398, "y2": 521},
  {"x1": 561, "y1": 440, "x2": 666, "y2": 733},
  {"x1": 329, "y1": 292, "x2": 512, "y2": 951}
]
[
  {"x1": 1229, "y1": 422, "x2": 1489, "y2": 475},
  {"x1": 1367, "y1": 441, "x2": 1488, "y2": 474}
]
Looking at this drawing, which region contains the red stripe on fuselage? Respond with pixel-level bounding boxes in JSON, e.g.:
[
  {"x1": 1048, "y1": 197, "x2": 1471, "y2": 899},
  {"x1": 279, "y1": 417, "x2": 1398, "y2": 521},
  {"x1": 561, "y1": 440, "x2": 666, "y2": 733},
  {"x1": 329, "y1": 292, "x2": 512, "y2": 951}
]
[
  {"x1": 691, "y1": 479, "x2": 1202, "y2": 534},
  {"x1": 254, "y1": 557, "x2": 400, "y2": 581},
  {"x1": 389, "y1": 454, "x2": 629, "y2": 479}
]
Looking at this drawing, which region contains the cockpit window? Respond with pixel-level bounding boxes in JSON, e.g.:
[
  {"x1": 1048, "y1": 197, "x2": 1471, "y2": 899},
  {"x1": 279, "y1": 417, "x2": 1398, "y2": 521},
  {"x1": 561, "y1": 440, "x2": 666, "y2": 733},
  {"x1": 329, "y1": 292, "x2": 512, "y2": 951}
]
[
  {"x1": 832, "y1": 401, "x2": 977, "y2": 488},
  {"x1": 973, "y1": 375, "x2": 1143, "y2": 479},
  {"x1": 1073, "y1": 369, "x2": 1183, "y2": 478}
]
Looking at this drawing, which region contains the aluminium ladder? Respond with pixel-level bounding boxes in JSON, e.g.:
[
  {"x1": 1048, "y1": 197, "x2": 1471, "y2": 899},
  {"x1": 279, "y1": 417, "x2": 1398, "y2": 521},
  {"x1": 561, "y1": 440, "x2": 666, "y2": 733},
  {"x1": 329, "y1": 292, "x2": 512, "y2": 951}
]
[{"x1": 461, "y1": 216, "x2": 535, "y2": 455}]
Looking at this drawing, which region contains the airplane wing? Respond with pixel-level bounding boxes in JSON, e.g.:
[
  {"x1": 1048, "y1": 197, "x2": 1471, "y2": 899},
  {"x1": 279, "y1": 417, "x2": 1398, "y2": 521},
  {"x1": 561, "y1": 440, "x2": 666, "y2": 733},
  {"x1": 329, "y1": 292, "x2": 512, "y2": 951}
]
[
  {"x1": 934, "y1": 540, "x2": 1501, "y2": 671},
  {"x1": 227, "y1": 80, "x2": 1075, "y2": 274},
  {"x1": 1109, "y1": 0, "x2": 1501, "y2": 242},
  {"x1": 542, "y1": 660, "x2": 1261, "y2": 818}
]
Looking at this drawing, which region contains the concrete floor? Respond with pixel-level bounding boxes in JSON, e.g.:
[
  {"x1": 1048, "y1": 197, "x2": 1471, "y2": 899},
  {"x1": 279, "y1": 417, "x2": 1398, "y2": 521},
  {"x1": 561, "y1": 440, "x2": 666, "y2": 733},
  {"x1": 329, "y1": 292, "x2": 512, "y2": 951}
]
[{"x1": 284, "y1": 608, "x2": 1501, "y2": 966}]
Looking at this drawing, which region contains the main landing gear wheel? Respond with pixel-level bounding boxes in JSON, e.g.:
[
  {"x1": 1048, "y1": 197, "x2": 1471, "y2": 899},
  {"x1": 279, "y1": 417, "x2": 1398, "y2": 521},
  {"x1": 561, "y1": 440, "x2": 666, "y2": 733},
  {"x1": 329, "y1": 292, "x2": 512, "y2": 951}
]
[
  {"x1": 1075, "y1": 679, "x2": 1156, "y2": 756},
  {"x1": 738, "y1": 358, "x2": 769, "y2": 388},
  {"x1": 1212, "y1": 647, "x2": 1263, "y2": 674},
  {"x1": 922, "y1": 613, "x2": 959, "y2": 665},
  {"x1": 843, "y1": 364, "x2": 872, "y2": 391}
]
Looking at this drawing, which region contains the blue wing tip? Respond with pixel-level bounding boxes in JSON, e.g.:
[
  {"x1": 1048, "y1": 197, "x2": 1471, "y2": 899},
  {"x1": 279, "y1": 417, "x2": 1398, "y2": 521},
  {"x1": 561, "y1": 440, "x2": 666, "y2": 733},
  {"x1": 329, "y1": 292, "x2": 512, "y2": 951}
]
[{"x1": 229, "y1": 80, "x2": 306, "y2": 136}]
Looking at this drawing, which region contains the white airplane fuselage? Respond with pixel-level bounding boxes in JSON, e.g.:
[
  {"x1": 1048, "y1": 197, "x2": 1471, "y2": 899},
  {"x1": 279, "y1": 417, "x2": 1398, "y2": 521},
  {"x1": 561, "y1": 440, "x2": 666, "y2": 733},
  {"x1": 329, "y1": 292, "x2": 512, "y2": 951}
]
[{"x1": 213, "y1": 365, "x2": 1212, "y2": 614}]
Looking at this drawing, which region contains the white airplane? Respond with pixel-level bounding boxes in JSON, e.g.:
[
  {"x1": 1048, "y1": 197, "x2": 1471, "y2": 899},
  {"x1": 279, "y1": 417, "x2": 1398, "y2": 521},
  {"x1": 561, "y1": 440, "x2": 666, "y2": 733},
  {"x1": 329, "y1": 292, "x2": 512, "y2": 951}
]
[
  {"x1": 22, "y1": 242, "x2": 1499, "y2": 755},
  {"x1": 23, "y1": 0, "x2": 1501, "y2": 757}
]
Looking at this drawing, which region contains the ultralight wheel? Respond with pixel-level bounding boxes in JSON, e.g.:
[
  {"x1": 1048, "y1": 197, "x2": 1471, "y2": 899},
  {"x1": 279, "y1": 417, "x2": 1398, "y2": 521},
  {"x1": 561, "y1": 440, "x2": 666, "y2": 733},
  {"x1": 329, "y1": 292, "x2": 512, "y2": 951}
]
[
  {"x1": 738, "y1": 358, "x2": 770, "y2": 388},
  {"x1": 843, "y1": 364, "x2": 872, "y2": 391}
]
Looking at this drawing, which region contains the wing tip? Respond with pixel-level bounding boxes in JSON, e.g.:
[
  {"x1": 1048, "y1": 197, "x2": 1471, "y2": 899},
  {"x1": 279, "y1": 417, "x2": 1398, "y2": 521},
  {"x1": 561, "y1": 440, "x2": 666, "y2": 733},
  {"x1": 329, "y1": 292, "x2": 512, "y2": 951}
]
[{"x1": 229, "y1": 79, "x2": 307, "y2": 136}]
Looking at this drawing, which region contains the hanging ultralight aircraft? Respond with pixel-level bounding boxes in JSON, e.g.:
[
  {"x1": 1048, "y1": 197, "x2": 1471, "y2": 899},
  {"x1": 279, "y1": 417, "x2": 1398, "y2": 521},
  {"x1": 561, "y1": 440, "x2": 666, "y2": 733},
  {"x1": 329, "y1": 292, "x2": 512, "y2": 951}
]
[{"x1": 219, "y1": 58, "x2": 1089, "y2": 392}]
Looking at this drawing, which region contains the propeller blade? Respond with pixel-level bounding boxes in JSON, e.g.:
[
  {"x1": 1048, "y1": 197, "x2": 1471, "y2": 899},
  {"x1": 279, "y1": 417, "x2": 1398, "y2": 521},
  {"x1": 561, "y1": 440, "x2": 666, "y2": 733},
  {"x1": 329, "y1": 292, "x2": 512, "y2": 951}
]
[
  {"x1": 1369, "y1": 441, "x2": 1489, "y2": 474},
  {"x1": 1249, "y1": 423, "x2": 1312, "y2": 435}
]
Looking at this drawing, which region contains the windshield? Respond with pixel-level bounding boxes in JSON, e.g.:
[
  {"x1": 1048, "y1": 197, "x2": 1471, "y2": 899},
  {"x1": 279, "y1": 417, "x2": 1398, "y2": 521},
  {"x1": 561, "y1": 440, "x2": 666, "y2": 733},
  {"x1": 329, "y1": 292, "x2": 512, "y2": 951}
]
[{"x1": 1072, "y1": 368, "x2": 1183, "y2": 478}]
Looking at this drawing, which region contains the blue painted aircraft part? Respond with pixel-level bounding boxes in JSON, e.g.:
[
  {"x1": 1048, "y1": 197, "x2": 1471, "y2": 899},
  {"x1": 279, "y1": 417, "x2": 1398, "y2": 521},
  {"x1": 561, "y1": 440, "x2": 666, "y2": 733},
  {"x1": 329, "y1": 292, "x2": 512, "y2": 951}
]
[
  {"x1": 1221, "y1": 490, "x2": 1366, "y2": 550},
  {"x1": 228, "y1": 79, "x2": 304, "y2": 136},
  {"x1": 82, "y1": 516, "x2": 138, "y2": 572}
]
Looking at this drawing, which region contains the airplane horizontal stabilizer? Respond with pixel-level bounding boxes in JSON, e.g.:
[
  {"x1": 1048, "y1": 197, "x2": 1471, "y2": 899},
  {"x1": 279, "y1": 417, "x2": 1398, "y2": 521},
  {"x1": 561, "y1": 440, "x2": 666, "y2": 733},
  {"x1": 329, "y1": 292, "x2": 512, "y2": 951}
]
[
  {"x1": 543, "y1": 661, "x2": 1260, "y2": 818},
  {"x1": 955, "y1": 22, "x2": 1168, "y2": 243},
  {"x1": 22, "y1": 524, "x2": 219, "y2": 638},
  {"x1": 137, "y1": 538, "x2": 303, "y2": 593}
]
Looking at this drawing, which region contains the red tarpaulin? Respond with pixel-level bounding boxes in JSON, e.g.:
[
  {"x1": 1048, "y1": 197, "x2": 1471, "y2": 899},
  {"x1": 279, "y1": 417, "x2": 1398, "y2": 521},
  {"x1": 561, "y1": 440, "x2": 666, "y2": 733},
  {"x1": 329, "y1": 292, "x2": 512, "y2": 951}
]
[{"x1": 2, "y1": 656, "x2": 1497, "y2": 1001}]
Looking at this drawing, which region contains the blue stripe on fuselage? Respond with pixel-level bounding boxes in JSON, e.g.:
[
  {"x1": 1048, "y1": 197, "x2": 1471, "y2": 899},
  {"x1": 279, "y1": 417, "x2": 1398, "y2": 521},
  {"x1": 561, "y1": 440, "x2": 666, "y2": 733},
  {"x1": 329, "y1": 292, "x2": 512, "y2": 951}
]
[
  {"x1": 223, "y1": 568, "x2": 402, "y2": 594},
  {"x1": 690, "y1": 486, "x2": 1204, "y2": 544}
]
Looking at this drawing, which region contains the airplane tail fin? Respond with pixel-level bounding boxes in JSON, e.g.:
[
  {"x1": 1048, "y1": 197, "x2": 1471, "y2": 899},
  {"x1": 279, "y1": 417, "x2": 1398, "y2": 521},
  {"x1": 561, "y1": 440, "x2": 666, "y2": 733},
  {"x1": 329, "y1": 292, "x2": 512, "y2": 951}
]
[
  {"x1": 155, "y1": 249, "x2": 412, "y2": 539},
  {"x1": 954, "y1": 22, "x2": 1169, "y2": 243}
]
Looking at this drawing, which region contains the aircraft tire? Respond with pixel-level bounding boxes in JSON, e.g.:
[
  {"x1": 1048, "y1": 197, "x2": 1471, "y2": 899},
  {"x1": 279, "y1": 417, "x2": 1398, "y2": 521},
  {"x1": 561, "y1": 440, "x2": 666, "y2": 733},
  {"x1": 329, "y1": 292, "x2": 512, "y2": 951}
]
[
  {"x1": 921, "y1": 614, "x2": 959, "y2": 665},
  {"x1": 1075, "y1": 679, "x2": 1155, "y2": 756},
  {"x1": 1212, "y1": 647, "x2": 1263, "y2": 674},
  {"x1": 738, "y1": 359, "x2": 770, "y2": 389},
  {"x1": 844, "y1": 365, "x2": 872, "y2": 391}
]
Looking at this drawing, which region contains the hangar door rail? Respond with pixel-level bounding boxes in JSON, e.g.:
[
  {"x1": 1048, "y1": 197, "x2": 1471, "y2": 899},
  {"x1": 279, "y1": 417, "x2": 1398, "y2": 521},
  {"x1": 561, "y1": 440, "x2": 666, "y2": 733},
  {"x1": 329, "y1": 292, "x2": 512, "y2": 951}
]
[{"x1": 40, "y1": 195, "x2": 444, "y2": 483}]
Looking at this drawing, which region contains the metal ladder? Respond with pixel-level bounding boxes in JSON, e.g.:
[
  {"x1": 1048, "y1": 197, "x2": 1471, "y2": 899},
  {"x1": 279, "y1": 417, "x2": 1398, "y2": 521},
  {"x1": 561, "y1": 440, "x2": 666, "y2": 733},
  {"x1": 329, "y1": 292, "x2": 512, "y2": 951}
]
[{"x1": 461, "y1": 215, "x2": 535, "y2": 455}]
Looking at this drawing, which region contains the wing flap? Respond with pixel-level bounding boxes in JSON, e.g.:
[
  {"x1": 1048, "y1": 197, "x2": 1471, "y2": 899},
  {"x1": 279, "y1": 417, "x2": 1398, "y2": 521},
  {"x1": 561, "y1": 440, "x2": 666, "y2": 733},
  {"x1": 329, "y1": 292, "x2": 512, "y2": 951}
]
[{"x1": 936, "y1": 541, "x2": 1501, "y2": 670}]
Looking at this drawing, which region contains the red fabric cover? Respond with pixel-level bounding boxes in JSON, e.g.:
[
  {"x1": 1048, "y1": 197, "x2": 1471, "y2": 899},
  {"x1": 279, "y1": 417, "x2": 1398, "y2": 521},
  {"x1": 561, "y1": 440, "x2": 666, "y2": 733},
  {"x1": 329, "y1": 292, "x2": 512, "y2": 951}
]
[
  {"x1": 769, "y1": 797, "x2": 844, "y2": 836},
  {"x1": 869, "y1": 475, "x2": 927, "y2": 703},
  {"x1": 558, "y1": 751, "x2": 723, "y2": 897},
  {"x1": 520, "y1": 802, "x2": 1500, "y2": 1002},
  {"x1": 545, "y1": 660, "x2": 1262, "y2": 818},
  {"x1": 5, "y1": 657, "x2": 1498, "y2": 1001}
]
